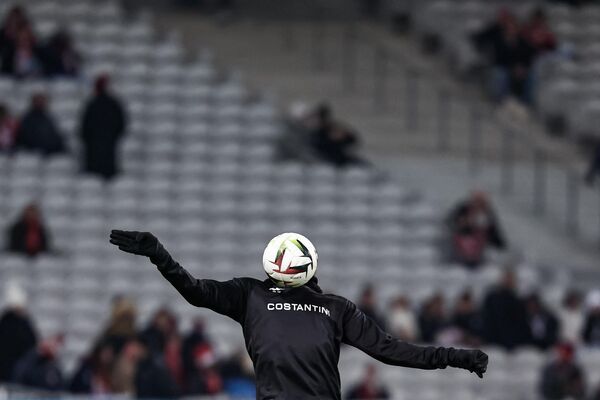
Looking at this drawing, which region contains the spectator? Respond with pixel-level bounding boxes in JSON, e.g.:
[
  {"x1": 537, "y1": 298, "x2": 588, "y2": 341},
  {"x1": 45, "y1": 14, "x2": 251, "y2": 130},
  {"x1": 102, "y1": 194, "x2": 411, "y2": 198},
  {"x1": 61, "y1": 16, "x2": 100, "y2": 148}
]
[
  {"x1": 482, "y1": 269, "x2": 530, "y2": 350},
  {"x1": 134, "y1": 335, "x2": 179, "y2": 399},
  {"x1": 0, "y1": 6, "x2": 31, "y2": 53},
  {"x1": 100, "y1": 296, "x2": 137, "y2": 355},
  {"x1": 357, "y1": 284, "x2": 386, "y2": 330},
  {"x1": 140, "y1": 308, "x2": 183, "y2": 388},
  {"x1": 345, "y1": 364, "x2": 390, "y2": 400},
  {"x1": 110, "y1": 337, "x2": 144, "y2": 396},
  {"x1": 525, "y1": 293, "x2": 560, "y2": 350},
  {"x1": 472, "y1": 9, "x2": 534, "y2": 103},
  {"x1": 388, "y1": 295, "x2": 418, "y2": 341},
  {"x1": 12, "y1": 334, "x2": 65, "y2": 391},
  {"x1": 418, "y1": 293, "x2": 447, "y2": 343},
  {"x1": 42, "y1": 29, "x2": 81, "y2": 77},
  {"x1": 558, "y1": 290, "x2": 583, "y2": 343},
  {"x1": 451, "y1": 290, "x2": 483, "y2": 345},
  {"x1": 0, "y1": 281, "x2": 37, "y2": 382},
  {"x1": 1, "y1": 24, "x2": 43, "y2": 78},
  {"x1": 220, "y1": 350, "x2": 255, "y2": 398},
  {"x1": 79, "y1": 74, "x2": 127, "y2": 180},
  {"x1": 15, "y1": 92, "x2": 67, "y2": 156},
  {"x1": 520, "y1": 8, "x2": 557, "y2": 58},
  {"x1": 447, "y1": 191, "x2": 506, "y2": 268},
  {"x1": 539, "y1": 342, "x2": 586, "y2": 400},
  {"x1": 70, "y1": 340, "x2": 115, "y2": 394},
  {"x1": 585, "y1": 142, "x2": 600, "y2": 186},
  {"x1": 309, "y1": 103, "x2": 362, "y2": 167},
  {"x1": 582, "y1": 290, "x2": 600, "y2": 346},
  {"x1": 184, "y1": 341, "x2": 223, "y2": 395},
  {"x1": 6, "y1": 203, "x2": 51, "y2": 257},
  {"x1": 0, "y1": 103, "x2": 18, "y2": 152}
]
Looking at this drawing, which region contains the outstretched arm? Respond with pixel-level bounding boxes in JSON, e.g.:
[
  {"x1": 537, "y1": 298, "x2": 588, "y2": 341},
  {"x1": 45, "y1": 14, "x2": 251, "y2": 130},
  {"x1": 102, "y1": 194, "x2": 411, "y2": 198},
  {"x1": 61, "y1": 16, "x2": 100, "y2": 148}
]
[
  {"x1": 109, "y1": 230, "x2": 247, "y2": 322},
  {"x1": 341, "y1": 300, "x2": 487, "y2": 377}
]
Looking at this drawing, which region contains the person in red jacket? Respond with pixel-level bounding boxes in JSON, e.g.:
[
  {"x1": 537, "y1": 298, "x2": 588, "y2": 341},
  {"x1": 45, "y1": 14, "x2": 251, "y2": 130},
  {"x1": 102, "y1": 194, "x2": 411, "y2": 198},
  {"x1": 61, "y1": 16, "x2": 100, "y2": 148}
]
[{"x1": 6, "y1": 203, "x2": 50, "y2": 257}]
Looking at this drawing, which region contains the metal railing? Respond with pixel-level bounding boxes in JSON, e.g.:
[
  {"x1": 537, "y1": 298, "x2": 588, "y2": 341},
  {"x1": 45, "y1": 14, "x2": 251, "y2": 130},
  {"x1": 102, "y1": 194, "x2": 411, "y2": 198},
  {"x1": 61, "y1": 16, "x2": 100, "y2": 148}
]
[{"x1": 278, "y1": 16, "x2": 600, "y2": 249}]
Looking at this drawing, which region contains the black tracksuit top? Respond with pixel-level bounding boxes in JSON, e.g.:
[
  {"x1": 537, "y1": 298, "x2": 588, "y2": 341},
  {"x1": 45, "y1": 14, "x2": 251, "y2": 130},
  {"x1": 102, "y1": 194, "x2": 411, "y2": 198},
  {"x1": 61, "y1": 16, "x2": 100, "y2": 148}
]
[{"x1": 155, "y1": 255, "x2": 462, "y2": 400}]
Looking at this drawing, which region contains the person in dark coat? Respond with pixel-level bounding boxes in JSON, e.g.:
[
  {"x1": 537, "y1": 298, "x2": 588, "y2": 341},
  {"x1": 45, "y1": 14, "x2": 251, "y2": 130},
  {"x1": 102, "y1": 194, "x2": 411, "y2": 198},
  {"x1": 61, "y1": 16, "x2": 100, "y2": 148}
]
[
  {"x1": 482, "y1": 269, "x2": 530, "y2": 350},
  {"x1": 0, "y1": 283, "x2": 37, "y2": 382},
  {"x1": 539, "y1": 342, "x2": 586, "y2": 400},
  {"x1": 12, "y1": 335, "x2": 64, "y2": 391},
  {"x1": 585, "y1": 142, "x2": 600, "y2": 186},
  {"x1": 418, "y1": 293, "x2": 448, "y2": 343},
  {"x1": 525, "y1": 293, "x2": 560, "y2": 350},
  {"x1": 582, "y1": 291, "x2": 600, "y2": 346},
  {"x1": 41, "y1": 29, "x2": 81, "y2": 77},
  {"x1": 15, "y1": 92, "x2": 66, "y2": 156},
  {"x1": 69, "y1": 340, "x2": 115, "y2": 394},
  {"x1": 6, "y1": 203, "x2": 50, "y2": 257},
  {"x1": 79, "y1": 74, "x2": 127, "y2": 180},
  {"x1": 310, "y1": 104, "x2": 362, "y2": 167},
  {"x1": 134, "y1": 335, "x2": 179, "y2": 399}
]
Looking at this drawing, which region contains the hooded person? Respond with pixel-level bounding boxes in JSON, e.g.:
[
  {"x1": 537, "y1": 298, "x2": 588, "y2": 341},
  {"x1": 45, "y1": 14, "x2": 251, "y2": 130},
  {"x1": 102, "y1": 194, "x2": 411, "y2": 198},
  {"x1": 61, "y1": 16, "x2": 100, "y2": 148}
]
[
  {"x1": 109, "y1": 230, "x2": 488, "y2": 400},
  {"x1": 0, "y1": 281, "x2": 37, "y2": 382},
  {"x1": 79, "y1": 74, "x2": 127, "y2": 180}
]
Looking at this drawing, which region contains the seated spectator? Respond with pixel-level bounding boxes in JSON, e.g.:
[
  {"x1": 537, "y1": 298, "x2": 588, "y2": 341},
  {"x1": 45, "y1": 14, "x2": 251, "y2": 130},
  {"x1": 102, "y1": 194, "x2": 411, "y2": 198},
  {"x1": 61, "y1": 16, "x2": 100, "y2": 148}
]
[
  {"x1": 525, "y1": 293, "x2": 560, "y2": 350},
  {"x1": 0, "y1": 103, "x2": 18, "y2": 152},
  {"x1": 539, "y1": 342, "x2": 586, "y2": 400},
  {"x1": 6, "y1": 203, "x2": 51, "y2": 257},
  {"x1": 482, "y1": 269, "x2": 530, "y2": 350},
  {"x1": 357, "y1": 284, "x2": 386, "y2": 330},
  {"x1": 0, "y1": 5, "x2": 31, "y2": 53},
  {"x1": 12, "y1": 334, "x2": 65, "y2": 391},
  {"x1": 79, "y1": 74, "x2": 127, "y2": 180},
  {"x1": 582, "y1": 290, "x2": 600, "y2": 346},
  {"x1": 140, "y1": 308, "x2": 183, "y2": 388},
  {"x1": 388, "y1": 295, "x2": 418, "y2": 341},
  {"x1": 585, "y1": 142, "x2": 600, "y2": 186},
  {"x1": 446, "y1": 191, "x2": 506, "y2": 268},
  {"x1": 184, "y1": 340, "x2": 223, "y2": 396},
  {"x1": 345, "y1": 364, "x2": 390, "y2": 400},
  {"x1": 181, "y1": 318, "x2": 222, "y2": 395},
  {"x1": 69, "y1": 340, "x2": 115, "y2": 394},
  {"x1": 418, "y1": 293, "x2": 447, "y2": 343},
  {"x1": 16, "y1": 92, "x2": 67, "y2": 156},
  {"x1": 100, "y1": 296, "x2": 137, "y2": 356},
  {"x1": 473, "y1": 9, "x2": 532, "y2": 102},
  {"x1": 309, "y1": 103, "x2": 362, "y2": 167},
  {"x1": 451, "y1": 290, "x2": 483, "y2": 346},
  {"x1": 219, "y1": 349, "x2": 255, "y2": 398},
  {"x1": 1, "y1": 24, "x2": 43, "y2": 78},
  {"x1": 520, "y1": 8, "x2": 557, "y2": 59},
  {"x1": 558, "y1": 290, "x2": 583, "y2": 343},
  {"x1": 134, "y1": 335, "x2": 179, "y2": 399},
  {"x1": 42, "y1": 29, "x2": 81, "y2": 77},
  {"x1": 0, "y1": 281, "x2": 37, "y2": 383}
]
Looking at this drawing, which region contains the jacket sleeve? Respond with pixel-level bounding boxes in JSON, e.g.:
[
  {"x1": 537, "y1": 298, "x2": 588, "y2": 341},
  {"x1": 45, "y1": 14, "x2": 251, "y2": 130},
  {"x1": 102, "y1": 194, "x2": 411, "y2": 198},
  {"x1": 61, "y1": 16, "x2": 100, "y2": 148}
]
[
  {"x1": 341, "y1": 300, "x2": 459, "y2": 370},
  {"x1": 152, "y1": 254, "x2": 248, "y2": 323}
]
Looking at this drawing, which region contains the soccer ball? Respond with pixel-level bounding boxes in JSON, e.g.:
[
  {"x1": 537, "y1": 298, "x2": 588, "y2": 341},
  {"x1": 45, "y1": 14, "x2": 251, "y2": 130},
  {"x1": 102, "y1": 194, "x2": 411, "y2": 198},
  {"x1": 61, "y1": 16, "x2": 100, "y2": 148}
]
[{"x1": 262, "y1": 233, "x2": 318, "y2": 288}]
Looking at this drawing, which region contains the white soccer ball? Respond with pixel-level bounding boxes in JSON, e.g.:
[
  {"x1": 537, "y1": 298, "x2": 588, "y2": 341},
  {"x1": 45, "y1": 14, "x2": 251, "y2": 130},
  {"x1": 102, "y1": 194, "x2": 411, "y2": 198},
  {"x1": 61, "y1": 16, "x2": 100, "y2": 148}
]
[{"x1": 262, "y1": 233, "x2": 318, "y2": 288}]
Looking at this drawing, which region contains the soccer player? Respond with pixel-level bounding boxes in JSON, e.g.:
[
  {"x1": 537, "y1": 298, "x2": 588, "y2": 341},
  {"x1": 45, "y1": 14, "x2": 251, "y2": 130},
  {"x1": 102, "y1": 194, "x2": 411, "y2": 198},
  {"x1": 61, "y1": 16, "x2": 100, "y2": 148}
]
[{"x1": 109, "y1": 230, "x2": 488, "y2": 399}]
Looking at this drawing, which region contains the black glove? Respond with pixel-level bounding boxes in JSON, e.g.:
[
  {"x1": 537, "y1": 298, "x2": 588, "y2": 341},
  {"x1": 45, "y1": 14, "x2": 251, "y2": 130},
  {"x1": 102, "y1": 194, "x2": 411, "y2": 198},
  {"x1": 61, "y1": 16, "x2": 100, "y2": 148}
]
[
  {"x1": 109, "y1": 230, "x2": 169, "y2": 265},
  {"x1": 451, "y1": 349, "x2": 488, "y2": 378}
]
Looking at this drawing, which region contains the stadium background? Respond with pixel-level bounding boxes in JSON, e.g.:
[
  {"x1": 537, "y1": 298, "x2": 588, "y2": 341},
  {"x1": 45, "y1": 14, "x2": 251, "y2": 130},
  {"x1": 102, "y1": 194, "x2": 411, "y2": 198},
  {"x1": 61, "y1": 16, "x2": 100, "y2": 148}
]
[{"x1": 1, "y1": 0, "x2": 600, "y2": 399}]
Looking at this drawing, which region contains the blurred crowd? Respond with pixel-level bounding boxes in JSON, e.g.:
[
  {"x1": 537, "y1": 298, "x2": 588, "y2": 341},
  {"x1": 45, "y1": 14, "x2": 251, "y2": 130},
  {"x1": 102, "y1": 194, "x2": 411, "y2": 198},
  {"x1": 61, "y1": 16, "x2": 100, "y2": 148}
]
[
  {"x1": 0, "y1": 5, "x2": 127, "y2": 180},
  {"x1": 1, "y1": 268, "x2": 600, "y2": 399},
  {"x1": 0, "y1": 285, "x2": 255, "y2": 399}
]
